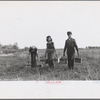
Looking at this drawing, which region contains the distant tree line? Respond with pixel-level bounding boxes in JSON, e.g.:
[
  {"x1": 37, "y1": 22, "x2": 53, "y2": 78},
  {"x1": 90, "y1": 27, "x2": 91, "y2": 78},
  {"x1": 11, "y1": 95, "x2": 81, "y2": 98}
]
[
  {"x1": 0, "y1": 42, "x2": 31, "y2": 54},
  {"x1": 0, "y1": 42, "x2": 19, "y2": 54},
  {"x1": 0, "y1": 42, "x2": 100, "y2": 54},
  {"x1": 86, "y1": 46, "x2": 100, "y2": 49}
]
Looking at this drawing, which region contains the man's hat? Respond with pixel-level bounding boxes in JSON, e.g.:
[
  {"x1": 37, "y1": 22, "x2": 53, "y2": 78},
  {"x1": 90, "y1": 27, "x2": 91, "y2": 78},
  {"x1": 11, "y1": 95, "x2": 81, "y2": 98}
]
[{"x1": 67, "y1": 31, "x2": 72, "y2": 35}]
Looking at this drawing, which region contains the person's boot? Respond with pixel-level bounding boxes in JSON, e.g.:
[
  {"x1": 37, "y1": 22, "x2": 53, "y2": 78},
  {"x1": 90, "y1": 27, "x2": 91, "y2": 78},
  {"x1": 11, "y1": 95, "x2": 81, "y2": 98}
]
[
  {"x1": 48, "y1": 62, "x2": 52, "y2": 68},
  {"x1": 71, "y1": 65, "x2": 74, "y2": 70},
  {"x1": 68, "y1": 66, "x2": 71, "y2": 70},
  {"x1": 51, "y1": 60, "x2": 54, "y2": 68}
]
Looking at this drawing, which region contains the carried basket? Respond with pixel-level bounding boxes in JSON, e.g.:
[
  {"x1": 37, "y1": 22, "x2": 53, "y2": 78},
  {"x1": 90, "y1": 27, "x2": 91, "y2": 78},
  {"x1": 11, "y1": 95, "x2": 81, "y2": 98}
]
[
  {"x1": 74, "y1": 57, "x2": 82, "y2": 63},
  {"x1": 58, "y1": 56, "x2": 67, "y2": 63}
]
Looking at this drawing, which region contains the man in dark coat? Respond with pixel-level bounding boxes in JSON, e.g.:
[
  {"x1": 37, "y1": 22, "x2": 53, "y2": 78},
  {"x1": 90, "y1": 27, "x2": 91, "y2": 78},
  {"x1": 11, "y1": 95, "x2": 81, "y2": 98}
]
[{"x1": 63, "y1": 31, "x2": 79, "y2": 70}]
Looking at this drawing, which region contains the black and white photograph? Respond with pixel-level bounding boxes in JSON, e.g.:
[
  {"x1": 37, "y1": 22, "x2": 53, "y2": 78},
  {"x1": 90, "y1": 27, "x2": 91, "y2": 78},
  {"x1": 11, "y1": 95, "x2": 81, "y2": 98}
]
[{"x1": 0, "y1": 1, "x2": 100, "y2": 99}]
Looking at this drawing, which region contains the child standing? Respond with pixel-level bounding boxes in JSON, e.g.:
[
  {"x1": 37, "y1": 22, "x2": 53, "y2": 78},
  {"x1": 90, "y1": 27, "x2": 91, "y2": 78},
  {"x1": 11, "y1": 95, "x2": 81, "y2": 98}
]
[
  {"x1": 45, "y1": 36, "x2": 57, "y2": 68},
  {"x1": 29, "y1": 46, "x2": 38, "y2": 68}
]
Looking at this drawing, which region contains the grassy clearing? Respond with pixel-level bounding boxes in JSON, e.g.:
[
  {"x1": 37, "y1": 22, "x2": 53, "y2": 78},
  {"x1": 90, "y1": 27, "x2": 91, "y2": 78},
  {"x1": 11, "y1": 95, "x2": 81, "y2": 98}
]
[{"x1": 0, "y1": 49, "x2": 99, "y2": 80}]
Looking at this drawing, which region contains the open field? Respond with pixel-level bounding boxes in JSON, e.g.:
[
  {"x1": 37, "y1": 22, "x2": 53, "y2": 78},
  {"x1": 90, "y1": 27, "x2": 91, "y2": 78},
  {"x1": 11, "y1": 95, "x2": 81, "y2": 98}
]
[{"x1": 0, "y1": 48, "x2": 100, "y2": 80}]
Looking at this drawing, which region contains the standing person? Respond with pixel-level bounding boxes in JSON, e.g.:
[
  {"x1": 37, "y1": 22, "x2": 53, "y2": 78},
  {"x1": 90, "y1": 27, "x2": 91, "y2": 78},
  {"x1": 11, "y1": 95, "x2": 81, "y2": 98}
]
[
  {"x1": 29, "y1": 46, "x2": 38, "y2": 68},
  {"x1": 63, "y1": 31, "x2": 79, "y2": 70},
  {"x1": 45, "y1": 36, "x2": 57, "y2": 68}
]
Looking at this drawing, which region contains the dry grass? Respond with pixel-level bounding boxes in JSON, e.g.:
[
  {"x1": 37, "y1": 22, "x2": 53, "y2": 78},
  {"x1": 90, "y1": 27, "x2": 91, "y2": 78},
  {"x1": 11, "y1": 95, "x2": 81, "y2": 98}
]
[{"x1": 0, "y1": 49, "x2": 99, "y2": 81}]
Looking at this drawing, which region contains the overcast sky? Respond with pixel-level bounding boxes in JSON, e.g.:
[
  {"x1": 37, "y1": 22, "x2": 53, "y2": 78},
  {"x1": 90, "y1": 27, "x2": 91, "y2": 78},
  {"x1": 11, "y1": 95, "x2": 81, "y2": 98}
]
[{"x1": 0, "y1": 1, "x2": 100, "y2": 49}]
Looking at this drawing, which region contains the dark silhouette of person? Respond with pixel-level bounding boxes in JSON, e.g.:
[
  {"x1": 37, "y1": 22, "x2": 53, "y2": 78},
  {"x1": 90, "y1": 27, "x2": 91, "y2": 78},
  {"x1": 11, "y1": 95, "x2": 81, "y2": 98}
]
[
  {"x1": 29, "y1": 46, "x2": 38, "y2": 68},
  {"x1": 63, "y1": 31, "x2": 79, "y2": 70},
  {"x1": 45, "y1": 36, "x2": 57, "y2": 68}
]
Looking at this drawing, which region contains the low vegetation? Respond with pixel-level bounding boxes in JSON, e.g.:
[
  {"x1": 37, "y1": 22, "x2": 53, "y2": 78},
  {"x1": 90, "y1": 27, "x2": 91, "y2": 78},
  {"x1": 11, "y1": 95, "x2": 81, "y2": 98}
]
[{"x1": 0, "y1": 48, "x2": 99, "y2": 80}]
